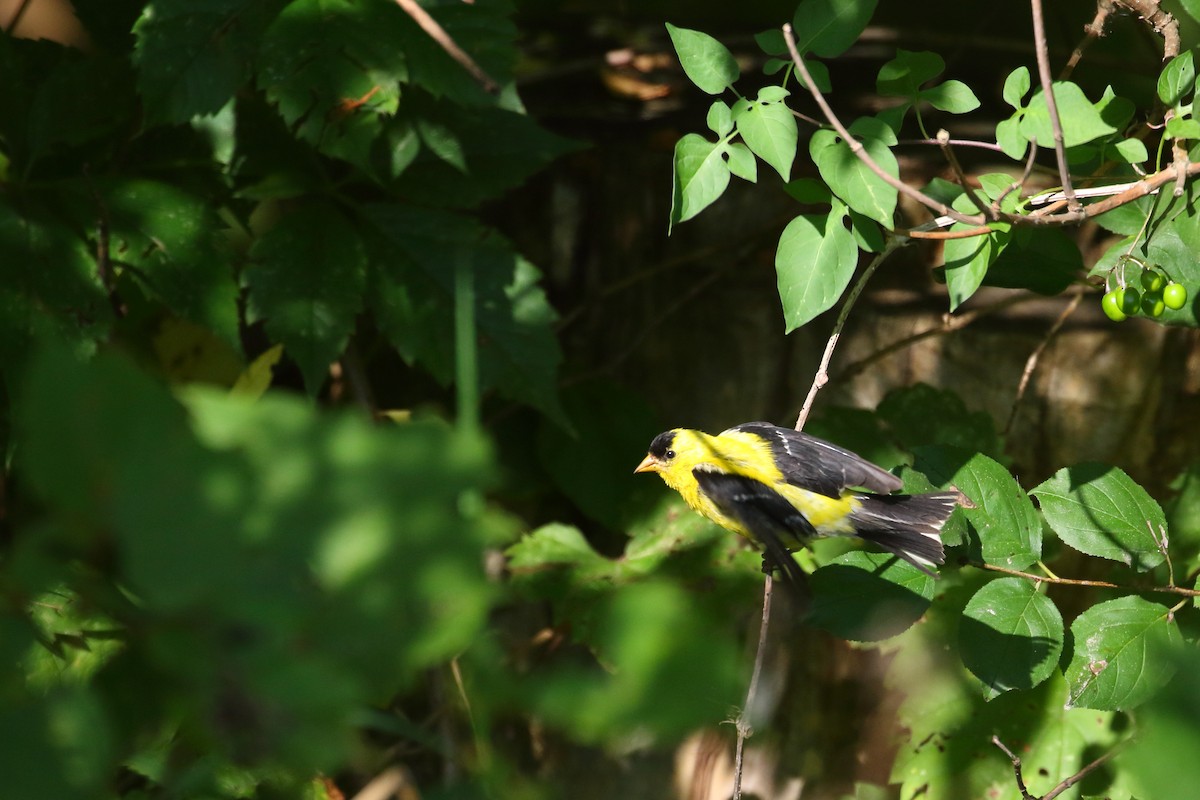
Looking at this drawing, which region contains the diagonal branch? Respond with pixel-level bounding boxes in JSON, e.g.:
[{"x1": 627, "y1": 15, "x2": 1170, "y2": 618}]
[
  {"x1": 393, "y1": 0, "x2": 499, "y2": 93},
  {"x1": 794, "y1": 237, "x2": 904, "y2": 430},
  {"x1": 781, "y1": 24, "x2": 985, "y2": 228},
  {"x1": 1030, "y1": 0, "x2": 1081, "y2": 212}
]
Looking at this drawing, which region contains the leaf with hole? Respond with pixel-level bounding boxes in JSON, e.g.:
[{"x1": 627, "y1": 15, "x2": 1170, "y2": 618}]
[
  {"x1": 1064, "y1": 596, "x2": 1180, "y2": 710},
  {"x1": 734, "y1": 90, "x2": 797, "y2": 180},
  {"x1": 671, "y1": 133, "x2": 731, "y2": 224}
]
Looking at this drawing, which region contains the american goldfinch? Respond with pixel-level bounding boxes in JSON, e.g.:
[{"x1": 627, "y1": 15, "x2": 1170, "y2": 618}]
[{"x1": 634, "y1": 422, "x2": 959, "y2": 584}]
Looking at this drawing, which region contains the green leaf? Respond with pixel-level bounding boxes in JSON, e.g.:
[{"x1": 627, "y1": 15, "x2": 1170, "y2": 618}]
[
  {"x1": 881, "y1": 386, "x2": 1004, "y2": 458},
  {"x1": 256, "y1": 0, "x2": 405, "y2": 167},
  {"x1": 734, "y1": 89, "x2": 797, "y2": 180},
  {"x1": 913, "y1": 448, "x2": 1040, "y2": 569},
  {"x1": 775, "y1": 209, "x2": 859, "y2": 332},
  {"x1": 959, "y1": 578, "x2": 1064, "y2": 697},
  {"x1": 133, "y1": 0, "x2": 279, "y2": 124},
  {"x1": 99, "y1": 179, "x2": 240, "y2": 344},
  {"x1": 1019, "y1": 81, "x2": 1119, "y2": 148},
  {"x1": 942, "y1": 225, "x2": 1006, "y2": 311},
  {"x1": 876, "y1": 50, "x2": 944, "y2": 98},
  {"x1": 995, "y1": 115, "x2": 1026, "y2": 159},
  {"x1": 665, "y1": 23, "x2": 738, "y2": 95},
  {"x1": 246, "y1": 202, "x2": 366, "y2": 394},
  {"x1": 671, "y1": 133, "x2": 731, "y2": 224},
  {"x1": 1110, "y1": 136, "x2": 1149, "y2": 164},
  {"x1": 1064, "y1": 596, "x2": 1180, "y2": 710},
  {"x1": 1031, "y1": 463, "x2": 1167, "y2": 572},
  {"x1": 919, "y1": 80, "x2": 979, "y2": 114},
  {"x1": 811, "y1": 118, "x2": 898, "y2": 227},
  {"x1": 983, "y1": 226, "x2": 1082, "y2": 296},
  {"x1": 706, "y1": 101, "x2": 733, "y2": 136},
  {"x1": 506, "y1": 523, "x2": 606, "y2": 570},
  {"x1": 791, "y1": 0, "x2": 878, "y2": 59},
  {"x1": 1002, "y1": 66, "x2": 1031, "y2": 109},
  {"x1": 1166, "y1": 116, "x2": 1200, "y2": 139},
  {"x1": 389, "y1": 99, "x2": 578, "y2": 208},
  {"x1": 1122, "y1": 647, "x2": 1200, "y2": 799},
  {"x1": 529, "y1": 580, "x2": 743, "y2": 740},
  {"x1": 1158, "y1": 50, "x2": 1196, "y2": 106},
  {"x1": 0, "y1": 201, "x2": 111, "y2": 367},
  {"x1": 363, "y1": 205, "x2": 565, "y2": 424},
  {"x1": 808, "y1": 551, "x2": 934, "y2": 641},
  {"x1": 892, "y1": 668, "x2": 1124, "y2": 800},
  {"x1": 725, "y1": 142, "x2": 757, "y2": 182}
]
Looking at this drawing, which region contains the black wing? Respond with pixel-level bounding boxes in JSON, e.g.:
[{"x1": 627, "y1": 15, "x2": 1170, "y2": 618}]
[
  {"x1": 692, "y1": 467, "x2": 815, "y2": 588},
  {"x1": 728, "y1": 422, "x2": 902, "y2": 498}
]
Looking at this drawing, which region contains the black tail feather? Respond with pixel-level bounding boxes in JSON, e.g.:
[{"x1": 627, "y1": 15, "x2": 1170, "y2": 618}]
[{"x1": 850, "y1": 492, "x2": 959, "y2": 573}]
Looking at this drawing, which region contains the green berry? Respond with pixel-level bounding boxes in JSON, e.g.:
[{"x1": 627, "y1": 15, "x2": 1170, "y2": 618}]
[
  {"x1": 1102, "y1": 290, "x2": 1127, "y2": 321},
  {"x1": 1141, "y1": 270, "x2": 1166, "y2": 292},
  {"x1": 1163, "y1": 282, "x2": 1188, "y2": 310},
  {"x1": 1118, "y1": 287, "x2": 1141, "y2": 315},
  {"x1": 1142, "y1": 291, "x2": 1166, "y2": 318}
]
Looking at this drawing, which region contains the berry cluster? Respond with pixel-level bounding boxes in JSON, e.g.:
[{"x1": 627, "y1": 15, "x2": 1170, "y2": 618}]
[{"x1": 1101, "y1": 263, "x2": 1187, "y2": 322}]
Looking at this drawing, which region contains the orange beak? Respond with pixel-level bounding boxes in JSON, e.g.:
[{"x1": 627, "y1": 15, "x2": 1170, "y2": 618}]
[{"x1": 634, "y1": 454, "x2": 660, "y2": 474}]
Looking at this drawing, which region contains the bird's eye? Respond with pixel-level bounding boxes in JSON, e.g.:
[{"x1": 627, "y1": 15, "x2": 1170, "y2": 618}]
[{"x1": 665, "y1": 449, "x2": 676, "y2": 460}]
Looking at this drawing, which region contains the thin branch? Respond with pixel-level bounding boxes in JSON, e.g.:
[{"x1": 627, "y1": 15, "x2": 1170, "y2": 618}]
[
  {"x1": 1060, "y1": 0, "x2": 1115, "y2": 80},
  {"x1": 897, "y1": 138, "x2": 1008, "y2": 153},
  {"x1": 732, "y1": 573, "x2": 774, "y2": 800},
  {"x1": 1115, "y1": 0, "x2": 1180, "y2": 60},
  {"x1": 993, "y1": 737, "x2": 1035, "y2": 800},
  {"x1": 392, "y1": 0, "x2": 499, "y2": 93},
  {"x1": 1004, "y1": 292, "x2": 1083, "y2": 436},
  {"x1": 975, "y1": 562, "x2": 1200, "y2": 597},
  {"x1": 350, "y1": 766, "x2": 421, "y2": 800},
  {"x1": 994, "y1": 141, "x2": 1041, "y2": 214},
  {"x1": 794, "y1": 237, "x2": 904, "y2": 430},
  {"x1": 781, "y1": 24, "x2": 984, "y2": 228},
  {"x1": 937, "y1": 130, "x2": 994, "y2": 218},
  {"x1": 1030, "y1": 0, "x2": 1081, "y2": 212},
  {"x1": 1041, "y1": 747, "x2": 1120, "y2": 800},
  {"x1": 2, "y1": 0, "x2": 33, "y2": 34}
]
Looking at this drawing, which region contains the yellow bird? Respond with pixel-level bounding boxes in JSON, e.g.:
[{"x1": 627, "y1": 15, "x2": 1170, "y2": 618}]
[{"x1": 635, "y1": 422, "x2": 960, "y2": 585}]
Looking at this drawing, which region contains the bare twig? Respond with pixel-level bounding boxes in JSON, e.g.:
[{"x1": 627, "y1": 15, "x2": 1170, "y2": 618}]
[
  {"x1": 1004, "y1": 292, "x2": 1083, "y2": 436},
  {"x1": 2, "y1": 0, "x2": 34, "y2": 34},
  {"x1": 732, "y1": 574, "x2": 775, "y2": 800},
  {"x1": 1060, "y1": 0, "x2": 1115, "y2": 80},
  {"x1": 1041, "y1": 747, "x2": 1121, "y2": 800},
  {"x1": 898, "y1": 138, "x2": 1008, "y2": 153},
  {"x1": 1030, "y1": 0, "x2": 1081, "y2": 212},
  {"x1": 781, "y1": 24, "x2": 984, "y2": 228},
  {"x1": 975, "y1": 562, "x2": 1200, "y2": 597},
  {"x1": 350, "y1": 766, "x2": 421, "y2": 800},
  {"x1": 994, "y1": 141, "x2": 1041, "y2": 214},
  {"x1": 794, "y1": 237, "x2": 904, "y2": 430},
  {"x1": 1115, "y1": 0, "x2": 1180, "y2": 59},
  {"x1": 392, "y1": 0, "x2": 499, "y2": 93},
  {"x1": 993, "y1": 736, "x2": 1035, "y2": 800},
  {"x1": 937, "y1": 130, "x2": 993, "y2": 218}
]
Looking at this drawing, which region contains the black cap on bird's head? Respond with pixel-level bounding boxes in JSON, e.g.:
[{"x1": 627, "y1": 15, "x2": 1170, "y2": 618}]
[{"x1": 634, "y1": 430, "x2": 678, "y2": 473}]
